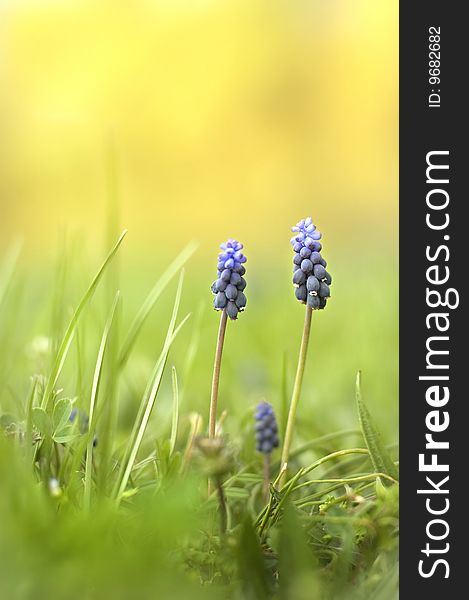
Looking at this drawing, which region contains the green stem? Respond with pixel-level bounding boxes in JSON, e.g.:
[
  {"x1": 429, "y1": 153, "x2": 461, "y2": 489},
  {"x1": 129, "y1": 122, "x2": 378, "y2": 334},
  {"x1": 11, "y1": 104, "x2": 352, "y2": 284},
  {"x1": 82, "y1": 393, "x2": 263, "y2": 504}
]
[
  {"x1": 279, "y1": 305, "x2": 312, "y2": 487},
  {"x1": 208, "y1": 310, "x2": 228, "y2": 439},
  {"x1": 262, "y1": 454, "x2": 271, "y2": 503}
]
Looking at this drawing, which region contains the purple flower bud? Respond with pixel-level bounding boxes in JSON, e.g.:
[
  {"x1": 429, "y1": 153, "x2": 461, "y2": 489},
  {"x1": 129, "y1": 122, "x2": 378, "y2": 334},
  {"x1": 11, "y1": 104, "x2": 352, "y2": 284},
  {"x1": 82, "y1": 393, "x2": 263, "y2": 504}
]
[
  {"x1": 295, "y1": 285, "x2": 307, "y2": 303},
  {"x1": 313, "y1": 264, "x2": 326, "y2": 280},
  {"x1": 310, "y1": 251, "x2": 321, "y2": 264},
  {"x1": 237, "y1": 277, "x2": 247, "y2": 291},
  {"x1": 221, "y1": 269, "x2": 231, "y2": 282},
  {"x1": 235, "y1": 292, "x2": 247, "y2": 309},
  {"x1": 306, "y1": 276, "x2": 320, "y2": 293},
  {"x1": 293, "y1": 269, "x2": 306, "y2": 285},
  {"x1": 226, "y1": 301, "x2": 238, "y2": 320},
  {"x1": 318, "y1": 282, "x2": 330, "y2": 298},
  {"x1": 230, "y1": 272, "x2": 241, "y2": 286},
  {"x1": 307, "y1": 294, "x2": 320, "y2": 310},
  {"x1": 225, "y1": 284, "x2": 238, "y2": 301},
  {"x1": 214, "y1": 292, "x2": 227, "y2": 309},
  {"x1": 216, "y1": 279, "x2": 227, "y2": 292}
]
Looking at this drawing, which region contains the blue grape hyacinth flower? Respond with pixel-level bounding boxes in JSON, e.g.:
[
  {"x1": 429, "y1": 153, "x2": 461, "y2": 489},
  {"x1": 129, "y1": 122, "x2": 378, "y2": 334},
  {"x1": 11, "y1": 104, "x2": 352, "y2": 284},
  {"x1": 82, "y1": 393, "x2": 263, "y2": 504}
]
[
  {"x1": 211, "y1": 239, "x2": 247, "y2": 320},
  {"x1": 291, "y1": 217, "x2": 332, "y2": 310},
  {"x1": 255, "y1": 402, "x2": 280, "y2": 454}
]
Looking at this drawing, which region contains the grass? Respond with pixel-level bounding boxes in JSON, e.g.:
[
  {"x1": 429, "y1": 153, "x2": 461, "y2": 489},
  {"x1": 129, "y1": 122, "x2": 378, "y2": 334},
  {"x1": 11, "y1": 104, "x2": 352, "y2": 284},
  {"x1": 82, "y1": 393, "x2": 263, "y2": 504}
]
[{"x1": 0, "y1": 231, "x2": 398, "y2": 600}]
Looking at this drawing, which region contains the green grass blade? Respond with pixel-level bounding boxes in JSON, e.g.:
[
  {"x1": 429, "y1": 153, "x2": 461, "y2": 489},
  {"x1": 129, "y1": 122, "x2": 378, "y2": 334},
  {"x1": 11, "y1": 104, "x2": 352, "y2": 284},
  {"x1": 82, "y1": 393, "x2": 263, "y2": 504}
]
[
  {"x1": 41, "y1": 230, "x2": 127, "y2": 410},
  {"x1": 84, "y1": 291, "x2": 121, "y2": 511},
  {"x1": 169, "y1": 366, "x2": 179, "y2": 456},
  {"x1": 356, "y1": 371, "x2": 398, "y2": 481},
  {"x1": 115, "y1": 313, "x2": 190, "y2": 502},
  {"x1": 118, "y1": 241, "x2": 197, "y2": 367},
  {"x1": 115, "y1": 271, "x2": 189, "y2": 503}
]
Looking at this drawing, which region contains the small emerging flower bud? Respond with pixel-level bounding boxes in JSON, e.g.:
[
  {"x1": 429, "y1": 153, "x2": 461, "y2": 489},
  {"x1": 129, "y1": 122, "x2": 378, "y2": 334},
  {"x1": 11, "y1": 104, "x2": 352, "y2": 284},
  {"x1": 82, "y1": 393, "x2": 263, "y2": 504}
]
[{"x1": 195, "y1": 436, "x2": 233, "y2": 478}]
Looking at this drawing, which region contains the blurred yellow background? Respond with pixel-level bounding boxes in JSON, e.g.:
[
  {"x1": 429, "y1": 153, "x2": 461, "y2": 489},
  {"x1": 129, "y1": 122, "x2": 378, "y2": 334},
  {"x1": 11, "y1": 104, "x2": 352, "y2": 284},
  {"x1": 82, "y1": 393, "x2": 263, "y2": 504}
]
[{"x1": 1, "y1": 0, "x2": 397, "y2": 261}]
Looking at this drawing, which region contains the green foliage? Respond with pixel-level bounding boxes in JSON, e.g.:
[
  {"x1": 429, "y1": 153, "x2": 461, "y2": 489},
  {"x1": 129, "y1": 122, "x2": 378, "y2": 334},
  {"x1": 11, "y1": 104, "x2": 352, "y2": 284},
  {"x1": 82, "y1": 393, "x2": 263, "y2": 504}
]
[
  {"x1": 237, "y1": 515, "x2": 270, "y2": 600},
  {"x1": 0, "y1": 235, "x2": 398, "y2": 599}
]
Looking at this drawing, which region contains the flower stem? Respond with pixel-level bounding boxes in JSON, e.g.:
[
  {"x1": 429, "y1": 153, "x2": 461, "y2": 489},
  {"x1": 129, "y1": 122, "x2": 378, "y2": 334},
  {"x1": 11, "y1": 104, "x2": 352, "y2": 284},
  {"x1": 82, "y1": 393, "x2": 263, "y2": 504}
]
[
  {"x1": 279, "y1": 305, "x2": 313, "y2": 487},
  {"x1": 263, "y1": 454, "x2": 271, "y2": 503},
  {"x1": 209, "y1": 309, "x2": 228, "y2": 439}
]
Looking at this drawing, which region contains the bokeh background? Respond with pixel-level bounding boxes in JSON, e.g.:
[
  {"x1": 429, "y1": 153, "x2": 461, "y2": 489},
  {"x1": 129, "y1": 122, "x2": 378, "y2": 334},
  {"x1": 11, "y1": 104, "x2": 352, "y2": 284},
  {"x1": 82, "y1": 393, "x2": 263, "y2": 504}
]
[{"x1": 0, "y1": 0, "x2": 398, "y2": 438}]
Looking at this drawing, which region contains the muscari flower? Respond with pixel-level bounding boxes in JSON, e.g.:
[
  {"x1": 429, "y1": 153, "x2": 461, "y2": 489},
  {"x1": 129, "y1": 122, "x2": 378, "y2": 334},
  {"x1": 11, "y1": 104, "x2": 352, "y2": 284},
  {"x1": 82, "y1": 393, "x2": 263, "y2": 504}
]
[
  {"x1": 211, "y1": 239, "x2": 247, "y2": 320},
  {"x1": 291, "y1": 217, "x2": 332, "y2": 310},
  {"x1": 255, "y1": 402, "x2": 280, "y2": 454}
]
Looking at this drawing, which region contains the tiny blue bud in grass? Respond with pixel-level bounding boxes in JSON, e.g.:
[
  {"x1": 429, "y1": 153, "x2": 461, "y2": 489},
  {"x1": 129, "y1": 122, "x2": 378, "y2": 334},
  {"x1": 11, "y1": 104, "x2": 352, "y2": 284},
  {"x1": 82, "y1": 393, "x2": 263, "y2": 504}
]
[
  {"x1": 291, "y1": 217, "x2": 332, "y2": 309},
  {"x1": 212, "y1": 239, "x2": 247, "y2": 320},
  {"x1": 255, "y1": 402, "x2": 280, "y2": 454},
  {"x1": 70, "y1": 407, "x2": 98, "y2": 446}
]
